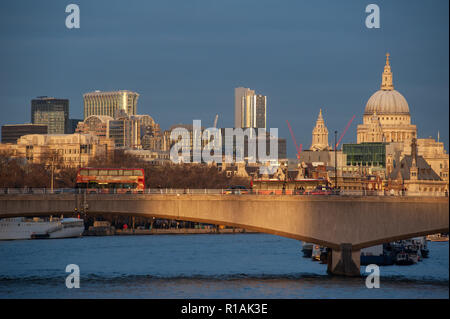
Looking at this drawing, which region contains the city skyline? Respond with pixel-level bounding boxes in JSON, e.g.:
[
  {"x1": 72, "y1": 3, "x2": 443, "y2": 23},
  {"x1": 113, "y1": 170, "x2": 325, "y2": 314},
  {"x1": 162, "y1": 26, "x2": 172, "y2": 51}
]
[
  {"x1": 0, "y1": 1, "x2": 448, "y2": 302},
  {"x1": 0, "y1": 0, "x2": 448, "y2": 157}
]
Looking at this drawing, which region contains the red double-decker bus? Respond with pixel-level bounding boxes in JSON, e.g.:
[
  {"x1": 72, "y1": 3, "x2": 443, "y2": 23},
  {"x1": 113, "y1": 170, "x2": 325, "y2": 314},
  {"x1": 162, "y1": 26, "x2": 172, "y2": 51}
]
[
  {"x1": 76, "y1": 168, "x2": 145, "y2": 194},
  {"x1": 250, "y1": 178, "x2": 326, "y2": 195}
]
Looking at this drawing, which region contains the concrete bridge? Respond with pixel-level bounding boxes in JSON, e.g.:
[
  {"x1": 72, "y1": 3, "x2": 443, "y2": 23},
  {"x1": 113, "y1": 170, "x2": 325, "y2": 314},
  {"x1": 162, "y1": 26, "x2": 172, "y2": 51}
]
[{"x1": 0, "y1": 193, "x2": 448, "y2": 276}]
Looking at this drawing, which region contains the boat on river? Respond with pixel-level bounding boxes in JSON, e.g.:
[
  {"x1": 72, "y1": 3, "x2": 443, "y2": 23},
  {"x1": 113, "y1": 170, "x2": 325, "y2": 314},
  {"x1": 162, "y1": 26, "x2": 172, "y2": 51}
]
[
  {"x1": 360, "y1": 244, "x2": 396, "y2": 266},
  {"x1": 427, "y1": 233, "x2": 449, "y2": 242},
  {"x1": 301, "y1": 242, "x2": 313, "y2": 258},
  {"x1": 395, "y1": 251, "x2": 416, "y2": 265},
  {"x1": 0, "y1": 217, "x2": 84, "y2": 240},
  {"x1": 311, "y1": 244, "x2": 322, "y2": 261}
]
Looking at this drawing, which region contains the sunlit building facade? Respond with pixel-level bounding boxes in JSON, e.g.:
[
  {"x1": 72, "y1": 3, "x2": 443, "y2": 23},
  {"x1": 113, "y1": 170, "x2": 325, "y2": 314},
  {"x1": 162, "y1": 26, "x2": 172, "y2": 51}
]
[
  {"x1": 234, "y1": 87, "x2": 267, "y2": 129},
  {"x1": 0, "y1": 133, "x2": 114, "y2": 168},
  {"x1": 310, "y1": 109, "x2": 329, "y2": 151},
  {"x1": 83, "y1": 90, "x2": 139, "y2": 119}
]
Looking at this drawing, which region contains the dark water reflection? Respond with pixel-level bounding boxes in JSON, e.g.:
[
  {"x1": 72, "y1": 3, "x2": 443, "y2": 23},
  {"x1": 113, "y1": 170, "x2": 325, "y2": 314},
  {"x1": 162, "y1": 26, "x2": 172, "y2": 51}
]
[{"x1": 0, "y1": 234, "x2": 448, "y2": 298}]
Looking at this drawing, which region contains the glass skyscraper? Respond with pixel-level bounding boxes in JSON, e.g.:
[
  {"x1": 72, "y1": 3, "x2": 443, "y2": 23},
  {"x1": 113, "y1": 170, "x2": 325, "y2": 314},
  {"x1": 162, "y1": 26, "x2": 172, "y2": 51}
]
[
  {"x1": 31, "y1": 97, "x2": 69, "y2": 134},
  {"x1": 234, "y1": 87, "x2": 267, "y2": 129},
  {"x1": 254, "y1": 94, "x2": 266, "y2": 129}
]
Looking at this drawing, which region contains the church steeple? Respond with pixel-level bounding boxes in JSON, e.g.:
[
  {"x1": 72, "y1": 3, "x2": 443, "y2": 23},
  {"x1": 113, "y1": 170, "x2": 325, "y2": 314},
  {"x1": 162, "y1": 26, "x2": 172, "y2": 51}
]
[
  {"x1": 410, "y1": 138, "x2": 418, "y2": 180},
  {"x1": 310, "y1": 108, "x2": 329, "y2": 151},
  {"x1": 411, "y1": 137, "x2": 418, "y2": 167},
  {"x1": 318, "y1": 108, "x2": 323, "y2": 121},
  {"x1": 381, "y1": 53, "x2": 394, "y2": 91}
]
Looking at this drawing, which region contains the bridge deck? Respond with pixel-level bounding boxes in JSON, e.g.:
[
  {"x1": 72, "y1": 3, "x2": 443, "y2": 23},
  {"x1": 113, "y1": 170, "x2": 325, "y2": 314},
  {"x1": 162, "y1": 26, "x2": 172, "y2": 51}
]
[{"x1": 1, "y1": 194, "x2": 448, "y2": 250}]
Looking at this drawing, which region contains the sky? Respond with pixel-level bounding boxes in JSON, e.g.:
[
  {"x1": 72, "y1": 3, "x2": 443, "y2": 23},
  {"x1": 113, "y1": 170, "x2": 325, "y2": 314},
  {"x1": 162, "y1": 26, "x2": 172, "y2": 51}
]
[{"x1": 0, "y1": 0, "x2": 448, "y2": 157}]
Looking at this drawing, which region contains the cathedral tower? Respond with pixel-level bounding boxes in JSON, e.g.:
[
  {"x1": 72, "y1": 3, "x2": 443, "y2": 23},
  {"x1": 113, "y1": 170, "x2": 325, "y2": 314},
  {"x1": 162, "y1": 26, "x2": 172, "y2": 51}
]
[{"x1": 310, "y1": 109, "x2": 329, "y2": 151}]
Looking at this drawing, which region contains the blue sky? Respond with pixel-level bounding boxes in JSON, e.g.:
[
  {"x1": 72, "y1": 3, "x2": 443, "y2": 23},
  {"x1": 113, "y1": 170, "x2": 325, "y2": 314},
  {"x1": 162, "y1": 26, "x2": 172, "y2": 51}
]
[{"x1": 0, "y1": 0, "x2": 448, "y2": 156}]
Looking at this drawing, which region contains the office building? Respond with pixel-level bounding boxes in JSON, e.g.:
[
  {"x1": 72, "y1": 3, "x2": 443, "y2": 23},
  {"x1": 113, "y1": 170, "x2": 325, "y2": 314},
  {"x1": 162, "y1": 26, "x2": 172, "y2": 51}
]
[
  {"x1": 343, "y1": 143, "x2": 387, "y2": 167},
  {"x1": 130, "y1": 114, "x2": 161, "y2": 139},
  {"x1": 108, "y1": 117, "x2": 140, "y2": 149},
  {"x1": 0, "y1": 133, "x2": 114, "y2": 168},
  {"x1": 68, "y1": 119, "x2": 83, "y2": 134},
  {"x1": 254, "y1": 94, "x2": 266, "y2": 129},
  {"x1": 83, "y1": 90, "x2": 139, "y2": 119},
  {"x1": 75, "y1": 115, "x2": 112, "y2": 139},
  {"x1": 31, "y1": 97, "x2": 69, "y2": 134},
  {"x1": 234, "y1": 87, "x2": 267, "y2": 129},
  {"x1": 1, "y1": 124, "x2": 48, "y2": 144}
]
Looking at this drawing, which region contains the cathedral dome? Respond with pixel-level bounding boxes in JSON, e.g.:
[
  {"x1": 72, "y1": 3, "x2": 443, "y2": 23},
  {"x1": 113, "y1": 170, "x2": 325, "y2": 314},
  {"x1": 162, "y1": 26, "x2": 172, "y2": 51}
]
[
  {"x1": 364, "y1": 89, "x2": 410, "y2": 115},
  {"x1": 364, "y1": 53, "x2": 410, "y2": 116},
  {"x1": 357, "y1": 54, "x2": 418, "y2": 144}
]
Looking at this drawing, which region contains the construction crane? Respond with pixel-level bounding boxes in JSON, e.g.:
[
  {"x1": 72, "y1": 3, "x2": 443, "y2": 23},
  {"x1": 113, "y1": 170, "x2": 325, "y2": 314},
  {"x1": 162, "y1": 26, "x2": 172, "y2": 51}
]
[
  {"x1": 335, "y1": 115, "x2": 356, "y2": 149},
  {"x1": 286, "y1": 120, "x2": 302, "y2": 160},
  {"x1": 213, "y1": 114, "x2": 219, "y2": 128}
]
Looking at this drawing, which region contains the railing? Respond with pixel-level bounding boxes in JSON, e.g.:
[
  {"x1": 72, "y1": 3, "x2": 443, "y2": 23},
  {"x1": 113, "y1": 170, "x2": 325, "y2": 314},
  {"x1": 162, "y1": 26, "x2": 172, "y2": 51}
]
[{"x1": 0, "y1": 188, "x2": 448, "y2": 197}]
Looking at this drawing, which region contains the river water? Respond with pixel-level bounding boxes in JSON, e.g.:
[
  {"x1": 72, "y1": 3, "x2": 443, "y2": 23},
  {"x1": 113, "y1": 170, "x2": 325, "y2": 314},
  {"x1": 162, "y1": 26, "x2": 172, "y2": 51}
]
[{"x1": 0, "y1": 234, "x2": 448, "y2": 298}]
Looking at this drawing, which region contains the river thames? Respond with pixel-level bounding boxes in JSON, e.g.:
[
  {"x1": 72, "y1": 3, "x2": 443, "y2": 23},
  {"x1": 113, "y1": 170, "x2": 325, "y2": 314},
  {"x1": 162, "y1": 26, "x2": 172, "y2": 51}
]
[{"x1": 0, "y1": 234, "x2": 448, "y2": 298}]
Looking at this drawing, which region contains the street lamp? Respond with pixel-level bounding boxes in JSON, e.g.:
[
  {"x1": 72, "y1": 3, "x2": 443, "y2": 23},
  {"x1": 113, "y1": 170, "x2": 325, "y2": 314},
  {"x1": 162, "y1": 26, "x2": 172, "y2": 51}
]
[
  {"x1": 50, "y1": 152, "x2": 57, "y2": 194},
  {"x1": 50, "y1": 158, "x2": 54, "y2": 193},
  {"x1": 334, "y1": 130, "x2": 338, "y2": 189},
  {"x1": 79, "y1": 144, "x2": 82, "y2": 168},
  {"x1": 282, "y1": 162, "x2": 288, "y2": 195},
  {"x1": 79, "y1": 144, "x2": 88, "y2": 168}
]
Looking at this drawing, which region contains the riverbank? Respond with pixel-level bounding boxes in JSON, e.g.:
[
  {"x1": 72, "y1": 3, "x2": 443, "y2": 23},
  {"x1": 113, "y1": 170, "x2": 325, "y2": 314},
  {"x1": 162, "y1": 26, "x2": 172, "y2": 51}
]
[{"x1": 84, "y1": 227, "x2": 258, "y2": 236}]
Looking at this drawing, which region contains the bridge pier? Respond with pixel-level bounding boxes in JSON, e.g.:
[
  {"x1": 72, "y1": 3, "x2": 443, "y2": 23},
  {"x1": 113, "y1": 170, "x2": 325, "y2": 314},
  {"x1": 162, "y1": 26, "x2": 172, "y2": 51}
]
[{"x1": 327, "y1": 243, "x2": 361, "y2": 277}]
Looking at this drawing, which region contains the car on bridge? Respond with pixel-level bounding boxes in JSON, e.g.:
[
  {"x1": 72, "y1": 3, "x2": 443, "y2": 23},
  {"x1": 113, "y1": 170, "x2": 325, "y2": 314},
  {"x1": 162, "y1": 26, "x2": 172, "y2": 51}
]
[
  {"x1": 307, "y1": 185, "x2": 340, "y2": 196},
  {"x1": 223, "y1": 185, "x2": 250, "y2": 195}
]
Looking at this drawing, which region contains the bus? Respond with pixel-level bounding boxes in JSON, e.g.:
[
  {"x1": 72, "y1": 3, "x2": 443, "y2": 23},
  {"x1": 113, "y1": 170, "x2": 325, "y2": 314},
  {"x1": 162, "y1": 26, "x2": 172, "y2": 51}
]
[
  {"x1": 251, "y1": 178, "x2": 327, "y2": 195},
  {"x1": 75, "y1": 168, "x2": 145, "y2": 194}
]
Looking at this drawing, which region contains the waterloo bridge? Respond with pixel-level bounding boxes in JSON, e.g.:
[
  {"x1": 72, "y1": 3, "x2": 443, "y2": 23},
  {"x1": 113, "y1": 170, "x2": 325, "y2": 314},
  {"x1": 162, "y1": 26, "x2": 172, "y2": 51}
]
[{"x1": 0, "y1": 191, "x2": 448, "y2": 276}]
